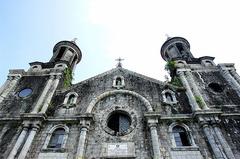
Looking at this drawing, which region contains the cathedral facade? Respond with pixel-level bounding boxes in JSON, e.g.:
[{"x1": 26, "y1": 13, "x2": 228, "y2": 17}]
[{"x1": 0, "y1": 37, "x2": 240, "y2": 159}]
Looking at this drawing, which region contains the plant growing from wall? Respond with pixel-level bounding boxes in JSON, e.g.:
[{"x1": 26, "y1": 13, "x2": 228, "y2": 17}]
[
  {"x1": 170, "y1": 76, "x2": 182, "y2": 87},
  {"x1": 165, "y1": 60, "x2": 176, "y2": 71},
  {"x1": 64, "y1": 67, "x2": 73, "y2": 88},
  {"x1": 195, "y1": 96, "x2": 204, "y2": 109},
  {"x1": 165, "y1": 60, "x2": 177, "y2": 77}
]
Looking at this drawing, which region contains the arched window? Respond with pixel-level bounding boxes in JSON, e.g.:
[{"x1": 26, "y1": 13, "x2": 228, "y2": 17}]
[
  {"x1": 47, "y1": 128, "x2": 65, "y2": 148},
  {"x1": 165, "y1": 92, "x2": 173, "y2": 102},
  {"x1": 169, "y1": 123, "x2": 196, "y2": 148},
  {"x1": 116, "y1": 77, "x2": 122, "y2": 86},
  {"x1": 162, "y1": 89, "x2": 177, "y2": 104},
  {"x1": 67, "y1": 94, "x2": 75, "y2": 105},
  {"x1": 42, "y1": 125, "x2": 69, "y2": 150},
  {"x1": 113, "y1": 76, "x2": 125, "y2": 89},
  {"x1": 63, "y1": 92, "x2": 78, "y2": 108},
  {"x1": 172, "y1": 126, "x2": 191, "y2": 146},
  {"x1": 205, "y1": 60, "x2": 213, "y2": 66}
]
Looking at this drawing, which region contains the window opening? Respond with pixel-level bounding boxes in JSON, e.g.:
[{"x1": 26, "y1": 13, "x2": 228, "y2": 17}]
[
  {"x1": 176, "y1": 43, "x2": 185, "y2": 53},
  {"x1": 208, "y1": 83, "x2": 224, "y2": 93},
  {"x1": 56, "y1": 47, "x2": 67, "y2": 60},
  {"x1": 116, "y1": 77, "x2": 122, "y2": 86},
  {"x1": 67, "y1": 94, "x2": 75, "y2": 105},
  {"x1": 107, "y1": 112, "x2": 131, "y2": 135},
  {"x1": 18, "y1": 88, "x2": 32, "y2": 98},
  {"x1": 205, "y1": 61, "x2": 212, "y2": 66},
  {"x1": 173, "y1": 126, "x2": 191, "y2": 146},
  {"x1": 165, "y1": 92, "x2": 173, "y2": 102},
  {"x1": 48, "y1": 128, "x2": 65, "y2": 148}
]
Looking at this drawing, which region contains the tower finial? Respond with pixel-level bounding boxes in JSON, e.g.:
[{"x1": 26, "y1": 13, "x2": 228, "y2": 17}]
[
  {"x1": 72, "y1": 38, "x2": 78, "y2": 43},
  {"x1": 165, "y1": 34, "x2": 171, "y2": 40},
  {"x1": 115, "y1": 57, "x2": 124, "y2": 68}
]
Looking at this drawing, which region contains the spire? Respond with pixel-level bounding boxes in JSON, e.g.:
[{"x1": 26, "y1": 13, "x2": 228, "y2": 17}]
[
  {"x1": 115, "y1": 57, "x2": 124, "y2": 68},
  {"x1": 71, "y1": 38, "x2": 78, "y2": 43},
  {"x1": 165, "y1": 34, "x2": 171, "y2": 40}
]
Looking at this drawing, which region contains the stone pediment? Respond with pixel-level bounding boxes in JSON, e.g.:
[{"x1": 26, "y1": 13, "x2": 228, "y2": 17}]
[{"x1": 72, "y1": 67, "x2": 178, "y2": 89}]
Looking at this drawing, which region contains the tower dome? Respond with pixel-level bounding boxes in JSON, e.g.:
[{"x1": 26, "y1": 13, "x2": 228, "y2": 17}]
[
  {"x1": 50, "y1": 40, "x2": 82, "y2": 69},
  {"x1": 161, "y1": 37, "x2": 193, "y2": 61}
]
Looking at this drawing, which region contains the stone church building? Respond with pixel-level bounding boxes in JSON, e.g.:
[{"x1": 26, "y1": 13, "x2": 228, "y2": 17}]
[{"x1": 0, "y1": 37, "x2": 240, "y2": 159}]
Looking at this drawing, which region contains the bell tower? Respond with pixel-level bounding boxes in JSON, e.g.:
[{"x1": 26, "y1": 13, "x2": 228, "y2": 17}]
[
  {"x1": 160, "y1": 36, "x2": 239, "y2": 159},
  {"x1": 161, "y1": 37, "x2": 194, "y2": 62},
  {"x1": 50, "y1": 39, "x2": 82, "y2": 70}
]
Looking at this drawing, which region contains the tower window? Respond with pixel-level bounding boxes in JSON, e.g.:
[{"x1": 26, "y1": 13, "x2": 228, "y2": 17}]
[
  {"x1": 172, "y1": 126, "x2": 191, "y2": 146},
  {"x1": 107, "y1": 111, "x2": 131, "y2": 135},
  {"x1": 47, "y1": 128, "x2": 65, "y2": 148},
  {"x1": 176, "y1": 43, "x2": 185, "y2": 53},
  {"x1": 56, "y1": 47, "x2": 67, "y2": 60},
  {"x1": 208, "y1": 83, "x2": 224, "y2": 93}
]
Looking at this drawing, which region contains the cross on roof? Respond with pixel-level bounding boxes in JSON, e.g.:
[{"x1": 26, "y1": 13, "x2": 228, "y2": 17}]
[
  {"x1": 165, "y1": 34, "x2": 171, "y2": 40},
  {"x1": 115, "y1": 57, "x2": 124, "y2": 68},
  {"x1": 72, "y1": 38, "x2": 78, "y2": 43}
]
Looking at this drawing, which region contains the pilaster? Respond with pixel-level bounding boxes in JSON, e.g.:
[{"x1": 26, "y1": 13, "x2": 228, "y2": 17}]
[
  {"x1": 212, "y1": 122, "x2": 235, "y2": 159},
  {"x1": 31, "y1": 74, "x2": 55, "y2": 113},
  {"x1": 229, "y1": 69, "x2": 240, "y2": 85},
  {"x1": 220, "y1": 67, "x2": 240, "y2": 96},
  {"x1": 177, "y1": 71, "x2": 201, "y2": 111},
  {"x1": 76, "y1": 117, "x2": 92, "y2": 159},
  {"x1": 0, "y1": 124, "x2": 9, "y2": 141},
  {"x1": 185, "y1": 71, "x2": 209, "y2": 110},
  {"x1": 7, "y1": 122, "x2": 30, "y2": 159},
  {"x1": 40, "y1": 74, "x2": 61, "y2": 113},
  {"x1": 146, "y1": 116, "x2": 162, "y2": 159},
  {"x1": 0, "y1": 74, "x2": 21, "y2": 103},
  {"x1": 198, "y1": 115, "x2": 234, "y2": 159},
  {"x1": 17, "y1": 123, "x2": 40, "y2": 159}
]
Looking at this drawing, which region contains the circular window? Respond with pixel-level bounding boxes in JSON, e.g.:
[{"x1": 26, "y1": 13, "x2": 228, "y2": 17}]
[
  {"x1": 107, "y1": 111, "x2": 131, "y2": 135},
  {"x1": 18, "y1": 88, "x2": 33, "y2": 97},
  {"x1": 208, "y1": 83, "x2": 224, "y2": 93}
]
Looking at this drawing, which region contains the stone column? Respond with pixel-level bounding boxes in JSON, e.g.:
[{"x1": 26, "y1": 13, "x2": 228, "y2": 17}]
[
  {"x1": 31, "y1": 75, "x2": 55, "y2": 113},
  {"x1": 229, "y1": 69, "x2": 240, "y2": 85},
  {"x1": 40, "y1": 74, "x2": 61, "y2": 113},
  {"x1": 202, "y1": 123, "x2": 225, "y2": 159},
  {"x1": 221, "y1": 69, "x2": 240, "y2": 96},
  {"x1": 147, "y1": 117, "x2": 162, "y2": 159},
  {"x1": 7, "y1": 124, "x2": 29, "y2": 159},
  {"x1": 76, "y1": 127, "x2": 88, "y2": 159},
  {"x1": 212, "y1": 125, "x2": 235, "y2": 159},
  {"x1": 178, "y1": 71, "x2": 201, "y2": 111},
  {"x1": 72, "y1": 60, "x2": 78, "y2": 73},
  {"x1": 18, "y1": 124, "x2": 40, "y2": 159},
  {"x1": 185, "y1": 71, "x2": 209, "y2": 110},
  {"x1": 0, "y1": 75, "x2": 21, "y2": 103},
  {"x1": 76, "y1": 119, "x2": 91, "y2": 159}
]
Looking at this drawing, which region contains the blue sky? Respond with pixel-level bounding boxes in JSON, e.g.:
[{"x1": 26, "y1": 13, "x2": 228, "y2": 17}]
[{"x1": 1, "y1": 0, "x2": 240, "y2": 85}]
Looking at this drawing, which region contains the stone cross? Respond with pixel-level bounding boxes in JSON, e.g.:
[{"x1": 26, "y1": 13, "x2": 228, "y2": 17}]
[{"x1": 116, "y1": 57, "x2": 124, "y2": 68}]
